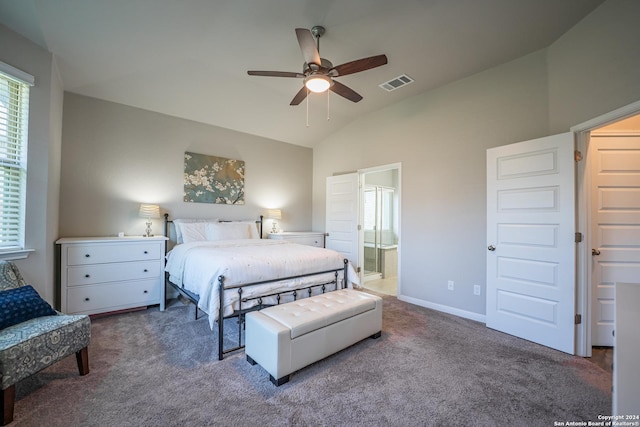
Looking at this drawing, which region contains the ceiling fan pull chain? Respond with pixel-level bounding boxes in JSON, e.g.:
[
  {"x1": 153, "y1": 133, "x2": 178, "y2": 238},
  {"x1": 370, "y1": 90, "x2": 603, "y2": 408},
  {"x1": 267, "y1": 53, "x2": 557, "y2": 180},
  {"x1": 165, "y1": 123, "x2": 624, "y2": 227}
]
[
  {"x1": 327, "y1": 89, "x2": 330, "y2": 121},
  {"x1": 306, "y1": 88, "x2": 310, "y2": 127}
]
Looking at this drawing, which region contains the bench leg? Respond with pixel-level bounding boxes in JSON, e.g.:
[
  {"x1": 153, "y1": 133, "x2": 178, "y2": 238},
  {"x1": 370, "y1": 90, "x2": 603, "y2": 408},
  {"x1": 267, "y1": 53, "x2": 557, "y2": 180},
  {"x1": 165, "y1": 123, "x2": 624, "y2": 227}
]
[
  {"x1": 270, "y1": 374, "x2": 290, "y2": 387},
  {"x1": 76, "y1": 347, "x2": 90, "y2": 376},
  {"x1": 370, "y1": 331, "x2": 382, "y2": 339},
  {"x1": 1, "y1": 385, "x2": 15, "y2": 426},
  {"x1": 246, "y1": 355, "x2": 256, "y2": 365}
]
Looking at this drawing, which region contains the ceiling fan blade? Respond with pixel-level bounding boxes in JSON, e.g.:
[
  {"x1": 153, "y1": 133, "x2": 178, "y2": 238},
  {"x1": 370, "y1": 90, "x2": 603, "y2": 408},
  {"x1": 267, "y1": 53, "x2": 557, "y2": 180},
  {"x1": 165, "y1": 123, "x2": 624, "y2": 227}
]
[
  {"x1": 330, "y1": 54, "x2": 388, "y2": 76},
  {"x1": 290, "y1": 86, "x2": 308, "y2": 106},
  {"x1": 295, "y1": 28, "x2": 321, "y2": 66},
  {"x1": 247, "y1": 70, "x2": 304, "y2": 78},
  {"x1": 330, "y1": 80, "x2": 363, "y2": 103}
]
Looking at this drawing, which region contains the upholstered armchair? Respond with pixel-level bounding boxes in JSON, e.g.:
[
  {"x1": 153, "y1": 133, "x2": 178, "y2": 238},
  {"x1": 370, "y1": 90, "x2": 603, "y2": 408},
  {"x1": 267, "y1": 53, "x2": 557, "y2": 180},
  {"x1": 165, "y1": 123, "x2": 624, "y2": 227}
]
[{"x1": 0, "y1": 260, "x2": 90, "y2": 425}]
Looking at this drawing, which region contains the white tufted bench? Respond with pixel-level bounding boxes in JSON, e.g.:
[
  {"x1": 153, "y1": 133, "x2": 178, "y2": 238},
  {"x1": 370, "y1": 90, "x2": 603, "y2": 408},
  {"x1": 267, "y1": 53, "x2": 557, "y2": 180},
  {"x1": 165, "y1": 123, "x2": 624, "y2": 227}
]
[{"x1": 245, "y1": 289, "x2": 382, "y2": 386}]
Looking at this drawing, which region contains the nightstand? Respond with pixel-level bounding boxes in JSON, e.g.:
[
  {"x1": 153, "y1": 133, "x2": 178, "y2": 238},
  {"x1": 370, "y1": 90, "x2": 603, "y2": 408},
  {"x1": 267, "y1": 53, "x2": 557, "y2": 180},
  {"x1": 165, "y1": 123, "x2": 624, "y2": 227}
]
[
  {"x1": 267, "y1": 231, "x2": 326, "y2": 248},
  {"x1": 56, "y1": 236, "x2": 168, "y2": 315}
]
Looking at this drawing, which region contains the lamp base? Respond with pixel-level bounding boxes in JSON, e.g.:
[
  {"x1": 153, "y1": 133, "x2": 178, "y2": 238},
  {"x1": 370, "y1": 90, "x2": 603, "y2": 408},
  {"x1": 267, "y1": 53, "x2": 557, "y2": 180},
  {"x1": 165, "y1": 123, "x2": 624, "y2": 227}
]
[{"x1": 144, "y1": 221, "x2": 154, "y2": 237}]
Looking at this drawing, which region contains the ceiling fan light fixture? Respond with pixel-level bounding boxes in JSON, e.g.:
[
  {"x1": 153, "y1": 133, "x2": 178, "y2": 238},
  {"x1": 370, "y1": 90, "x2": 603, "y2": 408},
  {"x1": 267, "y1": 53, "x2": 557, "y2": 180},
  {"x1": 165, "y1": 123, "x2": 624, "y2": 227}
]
[{"x1": 304, "y1": 74, "x2": 332, "y2": 93}]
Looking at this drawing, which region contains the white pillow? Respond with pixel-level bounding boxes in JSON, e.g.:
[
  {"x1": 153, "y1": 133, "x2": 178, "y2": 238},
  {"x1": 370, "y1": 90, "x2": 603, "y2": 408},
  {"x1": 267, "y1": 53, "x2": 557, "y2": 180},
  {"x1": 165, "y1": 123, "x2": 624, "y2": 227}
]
[
  {"x1": 174, "y1": 218, "x2": 217, "y2": 243},
  {"x1": 205, "y1": 221, "x2": 259, "y2": 241}
]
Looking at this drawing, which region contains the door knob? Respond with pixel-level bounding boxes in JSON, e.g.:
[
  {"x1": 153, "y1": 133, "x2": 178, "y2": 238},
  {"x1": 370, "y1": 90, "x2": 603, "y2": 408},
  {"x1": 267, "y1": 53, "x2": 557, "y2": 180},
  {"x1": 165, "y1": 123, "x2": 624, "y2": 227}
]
[
  {"x1": 487, "y1": 245, "x2": 496, "y2": 251},
  {"x1": 592, "y1": 248, "x2": 601, "y2": 256}
]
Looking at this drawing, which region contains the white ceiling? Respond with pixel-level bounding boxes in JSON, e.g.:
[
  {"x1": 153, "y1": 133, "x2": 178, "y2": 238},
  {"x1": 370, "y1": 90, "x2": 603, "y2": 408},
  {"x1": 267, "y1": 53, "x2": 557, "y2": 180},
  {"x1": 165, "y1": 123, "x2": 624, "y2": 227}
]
[{"x1": 0, "y1": 0, "x2": 604, "y2": 147}]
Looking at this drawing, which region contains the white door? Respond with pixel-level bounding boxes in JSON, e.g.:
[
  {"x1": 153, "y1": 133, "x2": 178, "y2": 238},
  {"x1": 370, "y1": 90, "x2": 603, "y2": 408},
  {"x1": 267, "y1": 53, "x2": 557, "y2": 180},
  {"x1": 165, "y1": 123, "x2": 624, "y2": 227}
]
[
  {"x1": 590, "y1": 135, "x2": 640, "y2": 346},
  {"x1": 486, "y1": 132, "x2": 576, "y2": 354},
  {"x1": 326, "y1": 174, "x2": 359, "y2": 270}
]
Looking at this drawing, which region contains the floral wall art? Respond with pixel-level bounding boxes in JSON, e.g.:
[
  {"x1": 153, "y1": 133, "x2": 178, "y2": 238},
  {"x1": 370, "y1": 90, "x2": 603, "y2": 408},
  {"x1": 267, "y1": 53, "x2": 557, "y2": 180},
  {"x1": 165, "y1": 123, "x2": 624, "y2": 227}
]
[{"x1": 183, "y1": 152, "x2": 245, "y2": 204}]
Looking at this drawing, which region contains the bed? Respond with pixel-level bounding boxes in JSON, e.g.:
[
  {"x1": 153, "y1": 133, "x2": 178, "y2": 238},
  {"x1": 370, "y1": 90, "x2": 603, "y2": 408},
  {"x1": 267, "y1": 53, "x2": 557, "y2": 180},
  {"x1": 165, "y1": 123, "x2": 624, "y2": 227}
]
[{"x1": 163, "y1": 214, "x2": 358, "y2": 360}]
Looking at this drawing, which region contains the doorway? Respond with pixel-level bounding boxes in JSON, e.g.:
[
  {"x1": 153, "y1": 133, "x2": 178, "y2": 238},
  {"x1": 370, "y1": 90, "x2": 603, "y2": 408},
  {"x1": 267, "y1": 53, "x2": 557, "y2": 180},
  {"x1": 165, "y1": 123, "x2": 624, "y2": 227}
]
[
  {"x1": 360, "y1": 165, "x2": 400, "y2": 296},
  {"x1": 574, "y1": 101, "x2": 640, "y2": 357},
  {"x1": 586, "y1": 116, "x2": 640, "y2": 359}
]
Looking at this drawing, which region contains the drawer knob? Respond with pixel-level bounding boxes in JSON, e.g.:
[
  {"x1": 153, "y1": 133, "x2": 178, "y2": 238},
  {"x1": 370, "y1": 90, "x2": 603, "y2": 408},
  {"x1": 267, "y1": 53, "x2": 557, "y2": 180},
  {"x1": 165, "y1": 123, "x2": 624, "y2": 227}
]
[
  {"x1": 85, "y1": 254, "x2": 90, "y2": 258},
  {"x1": 85, "y1": 274, "x2": 90, "y2": 278},
  {"x1": 144, "y1": 269, "x2": 148, "y2": 273},
  {"x1": 144, "y1": 251, "x2": 148, "y2": 254},
  {"x1": 84, "y1": 297, "x2": 90, "y2": 301},
  {"x1": 143, "y1": 290, "x2": 148, "y2": 294}
]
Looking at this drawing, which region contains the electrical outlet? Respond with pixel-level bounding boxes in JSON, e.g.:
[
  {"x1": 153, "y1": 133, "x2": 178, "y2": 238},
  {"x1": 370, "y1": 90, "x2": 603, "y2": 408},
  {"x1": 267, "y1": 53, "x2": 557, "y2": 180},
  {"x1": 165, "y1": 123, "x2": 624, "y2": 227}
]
[
  {"x1": 448, "y1": 280, "x2": 454, "y2": 291},
  {"x1": 474, "y1": 285, "x2": 481, "y2": 295}
]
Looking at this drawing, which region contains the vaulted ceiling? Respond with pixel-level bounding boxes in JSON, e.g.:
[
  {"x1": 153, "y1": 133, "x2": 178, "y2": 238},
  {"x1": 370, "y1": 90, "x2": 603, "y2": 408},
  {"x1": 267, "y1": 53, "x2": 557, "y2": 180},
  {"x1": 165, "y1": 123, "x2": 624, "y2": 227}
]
[{"x1": 0, "y1": 0, "x2": 604, "y2": 147}]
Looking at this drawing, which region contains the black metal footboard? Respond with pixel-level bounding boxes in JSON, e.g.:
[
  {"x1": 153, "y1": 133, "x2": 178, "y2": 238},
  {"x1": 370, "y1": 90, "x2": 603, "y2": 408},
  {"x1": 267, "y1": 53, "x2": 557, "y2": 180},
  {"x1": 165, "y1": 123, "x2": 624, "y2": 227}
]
[
  {"x1": 216, "y1": 259, "x2": 350, "y2": 360},
  {"x1": 165, "y1": 260, "x2": 349, "y2": 360}
]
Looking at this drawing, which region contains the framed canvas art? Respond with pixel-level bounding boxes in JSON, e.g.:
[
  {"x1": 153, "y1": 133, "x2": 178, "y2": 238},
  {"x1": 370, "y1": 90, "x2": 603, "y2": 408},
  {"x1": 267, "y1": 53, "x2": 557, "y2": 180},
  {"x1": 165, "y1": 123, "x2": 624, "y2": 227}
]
[{"x1": 183, "y1": 152, "x2": 245, "y2": 204}]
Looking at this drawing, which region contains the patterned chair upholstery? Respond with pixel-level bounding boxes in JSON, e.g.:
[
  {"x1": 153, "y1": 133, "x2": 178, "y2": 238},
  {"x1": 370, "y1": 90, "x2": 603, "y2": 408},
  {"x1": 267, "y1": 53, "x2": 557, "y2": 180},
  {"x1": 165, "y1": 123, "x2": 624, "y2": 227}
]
[{"x1": 0, "y1": 261, "x2": 90, "y2": 425}]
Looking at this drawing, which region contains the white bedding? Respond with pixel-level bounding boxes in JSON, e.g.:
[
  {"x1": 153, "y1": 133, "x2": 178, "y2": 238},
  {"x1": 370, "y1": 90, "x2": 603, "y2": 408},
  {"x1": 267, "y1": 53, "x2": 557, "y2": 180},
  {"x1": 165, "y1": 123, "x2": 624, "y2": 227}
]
[{"x1": 165, "y1": 239, "x2": 359, "y2": 329}]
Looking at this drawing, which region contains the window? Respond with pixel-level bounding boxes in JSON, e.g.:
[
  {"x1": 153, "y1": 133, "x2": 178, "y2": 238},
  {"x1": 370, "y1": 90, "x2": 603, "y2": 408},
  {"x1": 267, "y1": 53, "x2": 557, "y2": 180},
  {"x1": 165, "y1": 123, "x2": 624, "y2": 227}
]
[{"x1": 0, "y1": 62, "x2": 33, "y2": 253}]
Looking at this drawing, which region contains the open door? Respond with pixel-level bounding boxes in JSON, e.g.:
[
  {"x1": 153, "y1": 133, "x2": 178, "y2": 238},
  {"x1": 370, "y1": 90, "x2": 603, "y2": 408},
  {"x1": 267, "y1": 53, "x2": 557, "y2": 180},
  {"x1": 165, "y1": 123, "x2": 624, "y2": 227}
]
[
  {"x1": 325, "y1": 174, "x2": 359, "y2": 271},
  {"x1": 486, "y1": 132, "x2": 576, "y2": 354}
]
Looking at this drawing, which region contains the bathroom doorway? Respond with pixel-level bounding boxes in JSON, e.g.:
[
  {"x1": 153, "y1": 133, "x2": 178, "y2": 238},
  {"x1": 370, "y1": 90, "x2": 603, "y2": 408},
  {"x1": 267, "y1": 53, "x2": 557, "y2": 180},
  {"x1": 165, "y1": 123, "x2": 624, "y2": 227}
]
[{"x1": 360, "y1": 165, "x2": 400, "y2": 296}]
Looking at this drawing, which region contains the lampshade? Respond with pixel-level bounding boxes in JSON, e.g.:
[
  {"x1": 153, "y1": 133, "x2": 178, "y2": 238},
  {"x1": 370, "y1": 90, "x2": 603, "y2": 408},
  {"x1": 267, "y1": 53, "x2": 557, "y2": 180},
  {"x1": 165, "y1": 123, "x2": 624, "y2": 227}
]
[
  {"x1": 265, "y1": 209, "x2": 282, "y2": 220},
  {"x1": 304, "y1": 75, "x2": 332, "y2": 93},
  {"x1": 139, "y1": 204, "x2": 160, "y2": 219}
]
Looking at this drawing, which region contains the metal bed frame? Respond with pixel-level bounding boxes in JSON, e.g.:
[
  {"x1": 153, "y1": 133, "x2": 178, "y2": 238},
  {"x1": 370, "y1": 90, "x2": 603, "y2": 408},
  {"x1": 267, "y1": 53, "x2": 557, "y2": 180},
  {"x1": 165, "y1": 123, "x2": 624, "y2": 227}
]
[{"x1": 163, "y1": 214, "x2": 349, "y2": 360}]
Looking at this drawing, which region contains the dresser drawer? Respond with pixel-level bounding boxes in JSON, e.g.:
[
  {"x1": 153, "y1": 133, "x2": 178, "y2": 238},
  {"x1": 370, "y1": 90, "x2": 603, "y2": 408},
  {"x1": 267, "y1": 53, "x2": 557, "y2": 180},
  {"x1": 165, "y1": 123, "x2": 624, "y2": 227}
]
[
  {"x1": 66, "y1": 260, "x2": 161, "y2": 286},
  {"x1": 66, "y1": 279, "x2": 161, "y2": 314},
  {"x1": 66, "y1": 242, "x2": 161, "y2": 265}
]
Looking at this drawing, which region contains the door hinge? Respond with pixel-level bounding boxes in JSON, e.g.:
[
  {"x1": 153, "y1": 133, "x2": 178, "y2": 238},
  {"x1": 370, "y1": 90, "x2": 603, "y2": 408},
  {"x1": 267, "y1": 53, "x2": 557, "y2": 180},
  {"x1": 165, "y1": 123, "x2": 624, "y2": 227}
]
[
  {"x1": 575, "y1": 232, "x2": 583, "y2": 243},
  {"x1": 574, "y1": 150, "x2": 583, "y2": 162},
  {"x1": 357, "y1": 225, "x2": 362, "y2": 231},
  {"x1": 356, "y1": 267, "x2": 361, "y2": 273},
  {"x1": 575, "y1": 314, "x2": 582, "y2": 325}
]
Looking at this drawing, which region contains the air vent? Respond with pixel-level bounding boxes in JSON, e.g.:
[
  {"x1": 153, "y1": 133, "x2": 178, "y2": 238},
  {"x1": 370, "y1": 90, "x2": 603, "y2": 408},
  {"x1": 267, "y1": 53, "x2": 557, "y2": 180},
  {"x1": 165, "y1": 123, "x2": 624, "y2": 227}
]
[{"x1": 379, "y1": 74, "x2": 414, "y2": 92}]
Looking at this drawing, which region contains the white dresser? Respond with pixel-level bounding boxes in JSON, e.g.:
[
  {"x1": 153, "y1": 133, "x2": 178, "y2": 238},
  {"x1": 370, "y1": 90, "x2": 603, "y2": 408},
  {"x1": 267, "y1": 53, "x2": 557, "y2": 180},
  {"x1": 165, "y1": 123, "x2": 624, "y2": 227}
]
[
  {"x1": 267, "y1": 231, "x2": 325, "y2": 248},
  {"x1": 57, "y1": 236, "x2": 168, "y2": 315}
]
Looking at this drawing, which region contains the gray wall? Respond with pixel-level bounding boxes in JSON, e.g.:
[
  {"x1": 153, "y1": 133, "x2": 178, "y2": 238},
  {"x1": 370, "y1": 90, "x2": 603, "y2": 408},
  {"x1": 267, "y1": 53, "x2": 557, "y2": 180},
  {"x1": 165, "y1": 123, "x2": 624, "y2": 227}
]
[
  {"x1": 312, "y1": 0, "x2": 640, "y2": 319},
  {"x1": 0, "y1": 23, "x2": 63, "y2": 304},
  {"x1": 547, "y1": 0, "x2": 640, "y2": 133},
  {"x1": 60, "y1": 94, "x2": 313, "y2": 239}
]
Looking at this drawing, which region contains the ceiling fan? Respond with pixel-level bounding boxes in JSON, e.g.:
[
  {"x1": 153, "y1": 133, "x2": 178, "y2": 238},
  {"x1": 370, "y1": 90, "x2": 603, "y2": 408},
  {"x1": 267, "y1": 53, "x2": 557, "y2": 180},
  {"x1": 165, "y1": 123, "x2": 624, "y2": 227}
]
[{"x1": 247, "y1": 26, "x2": 388, "y2": 105}]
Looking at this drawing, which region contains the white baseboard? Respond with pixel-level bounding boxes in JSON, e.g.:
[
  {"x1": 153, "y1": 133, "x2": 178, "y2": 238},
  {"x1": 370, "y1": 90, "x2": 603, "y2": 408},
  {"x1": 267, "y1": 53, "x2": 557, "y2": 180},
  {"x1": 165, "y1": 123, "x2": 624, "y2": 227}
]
[{"x1": 397, "y1": 294, "x2": 486, "y2": 324}]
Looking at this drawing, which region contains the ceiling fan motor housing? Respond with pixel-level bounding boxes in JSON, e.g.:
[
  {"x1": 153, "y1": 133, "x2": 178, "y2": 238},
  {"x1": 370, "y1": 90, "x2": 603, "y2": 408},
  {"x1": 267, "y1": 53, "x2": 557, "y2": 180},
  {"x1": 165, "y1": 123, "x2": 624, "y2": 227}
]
[{"x1": 303, "y1": 58, "x2": 334, "y2": 74}]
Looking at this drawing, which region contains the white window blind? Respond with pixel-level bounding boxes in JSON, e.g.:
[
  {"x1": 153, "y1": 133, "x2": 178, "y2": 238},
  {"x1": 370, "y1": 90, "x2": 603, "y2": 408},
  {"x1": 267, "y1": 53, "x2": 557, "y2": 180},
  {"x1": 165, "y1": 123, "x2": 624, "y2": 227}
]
[{"x1": 0, "y1": 64, "x2": 31, "y2": 251}]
